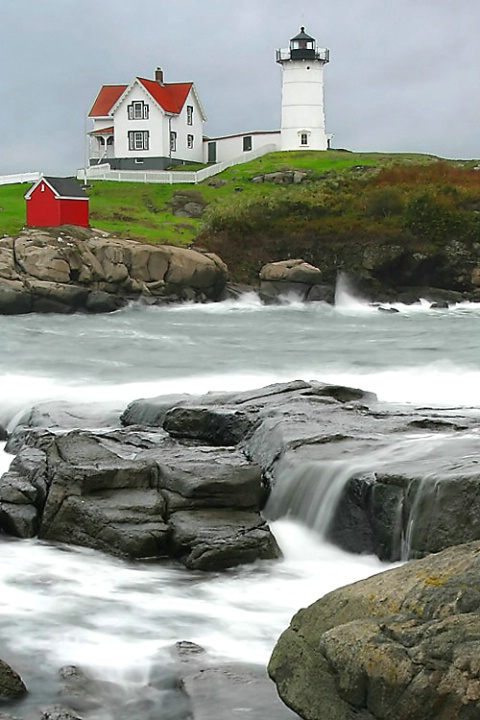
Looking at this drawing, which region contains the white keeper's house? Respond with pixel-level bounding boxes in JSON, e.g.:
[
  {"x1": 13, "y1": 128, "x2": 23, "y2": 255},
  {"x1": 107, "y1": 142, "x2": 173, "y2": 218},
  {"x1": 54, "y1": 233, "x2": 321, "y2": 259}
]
[{"x1": 87, "y1": 27, "x2": 331, "y2": 172}]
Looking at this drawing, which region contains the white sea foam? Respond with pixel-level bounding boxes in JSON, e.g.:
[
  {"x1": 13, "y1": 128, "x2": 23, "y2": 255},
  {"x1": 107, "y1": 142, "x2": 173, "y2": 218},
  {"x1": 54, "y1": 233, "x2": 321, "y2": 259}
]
[
  {"x1": 0, "y1": 442, "x2": 13, "y2": 476},
  {"x1": 0, "y1": 521, "x2": 389, "y2": 677},
  {"x1": 1, "y1": 357, "x2": 479, "y2": 432}
]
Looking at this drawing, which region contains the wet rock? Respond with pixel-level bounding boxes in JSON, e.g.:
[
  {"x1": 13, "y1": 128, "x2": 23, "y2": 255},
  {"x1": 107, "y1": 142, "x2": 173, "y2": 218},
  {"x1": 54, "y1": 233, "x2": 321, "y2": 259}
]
[
  {"x1": 0, "y1": 659, "x2": 27, "y2": 701},
  {"x1": 172, "y1": 642, "x2": 299, "y2": 719},
  {"x1": 378, "y1": 305, "x2": 399, "y2": 313},
  {"x1": 84, "y1": 290, "x2": 127, "y2": 313},
  {"x1": 5, "y1": 379, "x2": 480, "y2": 570},
  {"x1": 269, "y1": 540, "x2": 480, "y2": 720},
  {"x1": 38, "y1": 431, "x2": 169, "y2": 559},
  {"x1": 1, "y1": 426, "x2": 277, "y2": 570},
  {"x1": 163, "y1": 406, "x2": 255, "y2": 445},
  {"x1": 0, "y1": 447, "x2": 47, "y2": 537},
  {"x1": 0, "y1": 424, "x2": 7, "y2": 441},
  {"x1": 0, "y1": 280, "x2": 32, "y2": 314},
  {"x1": 168, "y1": 509, "x2": 280, "y2": 570},
  {"x1": 305, "y1": 283, "x2": 335, "y2": 303},
  {"x1": 8, "y1": 400, "x2": 121, "y2": 435},
  {"x1": 328, "y1": 431, "x2": 480, "y2": 561},
  {"x1": 40, "y1": 707, "x2": 83, "y2": 720},
  {"x1": 141, "y1": 444, "x2": 265, "y2": 512}
]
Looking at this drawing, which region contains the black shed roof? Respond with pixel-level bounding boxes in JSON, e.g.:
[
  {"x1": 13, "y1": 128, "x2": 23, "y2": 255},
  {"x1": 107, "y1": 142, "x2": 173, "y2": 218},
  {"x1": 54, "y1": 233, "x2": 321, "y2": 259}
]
[{"x1": 42, "y1": 177, "x2": 88, "y2": 199}]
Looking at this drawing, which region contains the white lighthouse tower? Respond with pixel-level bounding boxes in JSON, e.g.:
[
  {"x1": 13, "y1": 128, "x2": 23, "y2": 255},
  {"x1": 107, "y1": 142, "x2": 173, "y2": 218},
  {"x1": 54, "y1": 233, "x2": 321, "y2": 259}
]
[{"x1": 276, "y1": 27, "x2": 330, "y2": 151}]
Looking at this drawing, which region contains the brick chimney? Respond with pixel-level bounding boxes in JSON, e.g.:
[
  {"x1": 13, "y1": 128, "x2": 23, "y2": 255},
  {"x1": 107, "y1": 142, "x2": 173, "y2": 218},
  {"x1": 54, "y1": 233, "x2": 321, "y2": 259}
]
[{"x1": 155, "y1": 67, "x2": 164, "y2": 85}]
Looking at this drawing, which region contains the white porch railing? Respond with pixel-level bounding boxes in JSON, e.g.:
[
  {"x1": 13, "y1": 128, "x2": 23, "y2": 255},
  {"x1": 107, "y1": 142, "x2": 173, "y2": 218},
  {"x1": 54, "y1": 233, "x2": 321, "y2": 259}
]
[
  {"x1": 0, "y1": 172, "x2": 42, "y2": 186},
  {"x1": 76, "y1": 144, "x2": 278, "y2": 185}
]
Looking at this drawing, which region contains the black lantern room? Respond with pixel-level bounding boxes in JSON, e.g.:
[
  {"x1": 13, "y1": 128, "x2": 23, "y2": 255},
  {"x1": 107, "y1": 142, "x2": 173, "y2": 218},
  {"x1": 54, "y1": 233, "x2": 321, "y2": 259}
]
[{"x1": 289, "y1": 27, "x2": 316, "y2": 60}]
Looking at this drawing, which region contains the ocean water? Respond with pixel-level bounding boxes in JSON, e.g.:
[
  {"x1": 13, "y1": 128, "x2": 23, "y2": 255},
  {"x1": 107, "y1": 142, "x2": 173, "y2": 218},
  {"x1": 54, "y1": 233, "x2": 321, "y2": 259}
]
[{"x1": 1, "y1": 288, "x2": 480, "y2": 715}]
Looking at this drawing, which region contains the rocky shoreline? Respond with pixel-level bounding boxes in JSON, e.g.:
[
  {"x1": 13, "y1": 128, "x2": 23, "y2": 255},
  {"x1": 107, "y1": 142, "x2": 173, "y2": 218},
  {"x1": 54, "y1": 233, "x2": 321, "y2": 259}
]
[
  {"x1": 0, "y1": 226, "x2": 477, "y2": 315},
  {"x1": 0, "y1": 226, "x2": 228, "y2": 314},
  {"x1": 3, "y1": 379, "x2": 480, "y2": 716}
]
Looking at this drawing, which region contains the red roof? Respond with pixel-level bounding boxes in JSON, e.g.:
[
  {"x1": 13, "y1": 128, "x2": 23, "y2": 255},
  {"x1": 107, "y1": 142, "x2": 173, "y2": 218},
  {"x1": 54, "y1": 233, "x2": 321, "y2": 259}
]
[
  {"x1": 137, "y1": 78, "x2": 193, "y2": 114},
  {"x1": 89, "y1": 79, "x2": 193, "y2": 118},
  {"x1": 88, "y1": 85, "x2": 127, "y2": 117},
  {"x1": 90, "y1": 126, "x2": 114, "y2": 135}
]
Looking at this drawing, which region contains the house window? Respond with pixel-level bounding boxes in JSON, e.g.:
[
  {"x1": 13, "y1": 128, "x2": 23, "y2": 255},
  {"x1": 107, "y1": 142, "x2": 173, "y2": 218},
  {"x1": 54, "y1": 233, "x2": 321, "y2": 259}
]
[
  {"x1": 170, "y1": 131, "x2": 177, "y2": 152},
  {"x1": 128, "y1": 101, "x2": 149, "y2": 120},
  {"x1": 187, "y1": 134, "x2": 194, "y2": 149},
  {"x1": 300, "y1": 133, "x2": 309, "y2": 146},
  {"x1": 186, "y1": 105, "x2": 193, "y2": 125},
  {"x1": 106, "y1": 136, "x2": 114, "y2": 146},
  {"x1": 243, "y1": 135, "x2": 252, "y2": 152},
  {"x1": 128, "y1": 130, "x2": 149, "y2": 151}
]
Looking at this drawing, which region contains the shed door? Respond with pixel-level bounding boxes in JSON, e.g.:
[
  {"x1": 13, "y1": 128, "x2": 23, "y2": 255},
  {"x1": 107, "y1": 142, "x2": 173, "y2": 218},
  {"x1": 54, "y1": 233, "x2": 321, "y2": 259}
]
[{"x1": 207, "y1": 142, "x2": 217, "y2": 163}]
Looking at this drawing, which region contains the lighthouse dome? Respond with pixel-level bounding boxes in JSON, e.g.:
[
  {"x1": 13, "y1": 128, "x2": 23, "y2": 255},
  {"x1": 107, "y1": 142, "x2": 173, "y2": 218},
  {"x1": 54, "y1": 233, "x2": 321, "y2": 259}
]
[{"x1": 289, "y1": 27, "x2": 316, "y2": 59}]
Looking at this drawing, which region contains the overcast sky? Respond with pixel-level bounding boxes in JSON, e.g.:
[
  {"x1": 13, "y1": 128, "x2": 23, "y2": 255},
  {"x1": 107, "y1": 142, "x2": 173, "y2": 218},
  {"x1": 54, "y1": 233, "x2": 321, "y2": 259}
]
[{"x1": 2, "y1": 0, "x2": 480, "y2": 175}]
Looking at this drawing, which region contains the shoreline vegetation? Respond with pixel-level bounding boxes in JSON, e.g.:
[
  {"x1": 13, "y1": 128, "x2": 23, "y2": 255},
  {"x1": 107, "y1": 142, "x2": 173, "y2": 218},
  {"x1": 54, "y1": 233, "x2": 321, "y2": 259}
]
[{"x1": 2, "y1": 150, "x2": 480, "y2": 293}]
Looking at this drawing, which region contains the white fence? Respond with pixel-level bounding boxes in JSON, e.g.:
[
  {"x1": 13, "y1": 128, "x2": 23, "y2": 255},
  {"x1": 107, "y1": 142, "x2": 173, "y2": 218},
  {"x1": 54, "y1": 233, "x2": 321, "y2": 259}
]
[
  {"x1": 0, "y1": 172, "x2": 42, "y2": 186},
  {"x1": 76, "y1": 144, "x2": 278, "y2": 185}
]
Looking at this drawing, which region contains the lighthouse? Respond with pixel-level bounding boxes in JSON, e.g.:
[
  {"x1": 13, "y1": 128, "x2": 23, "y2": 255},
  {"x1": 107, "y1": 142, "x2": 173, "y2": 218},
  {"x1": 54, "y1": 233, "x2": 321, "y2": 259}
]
[{"x1": 276, "y1": 27, "x2": 330, "y2": 151}]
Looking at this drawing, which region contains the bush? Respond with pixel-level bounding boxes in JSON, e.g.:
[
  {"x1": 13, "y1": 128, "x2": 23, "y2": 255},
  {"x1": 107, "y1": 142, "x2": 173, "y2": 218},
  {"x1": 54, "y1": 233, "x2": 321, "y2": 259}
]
[{"x1": 365, "y1": 188, "x2": 404, "y2": 218}]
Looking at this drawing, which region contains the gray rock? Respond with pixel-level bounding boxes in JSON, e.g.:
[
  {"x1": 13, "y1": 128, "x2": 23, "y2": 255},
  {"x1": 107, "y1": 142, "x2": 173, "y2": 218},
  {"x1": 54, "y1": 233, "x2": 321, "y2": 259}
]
[
  {"x1": 38, "y1": 431, "x2": 168, "y2": 559},
  {"x1": 173, "y1": 642, "x2": 299, "y2": 719},
  {"x1": 167, "y1": 509, "x2": 280, "y2": 570},
  {"x1": 40, "y1": 707, "x2": 83, "y2": 720},
  {"x1": 0, "y1": 658, "x2": 27, "y2": 701},
  {"x1": 1, "y1": 426, "x2": 277, "y2": 570},
  {"x1": 0, "y1": 229, "x2": 228, "y2": 315},
  {"x1": 269, "y1": 540, "x2": 480, "y2": 720},
  {"x1": 163, "y1": 406, "x2": 255, "y2": 445}
]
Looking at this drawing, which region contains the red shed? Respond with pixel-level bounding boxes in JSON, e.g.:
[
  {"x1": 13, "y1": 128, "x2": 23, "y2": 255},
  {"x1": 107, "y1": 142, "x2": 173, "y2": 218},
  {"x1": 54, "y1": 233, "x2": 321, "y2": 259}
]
[{"x1": 25, "y1": 176, "x2": 89, "y2": 228}]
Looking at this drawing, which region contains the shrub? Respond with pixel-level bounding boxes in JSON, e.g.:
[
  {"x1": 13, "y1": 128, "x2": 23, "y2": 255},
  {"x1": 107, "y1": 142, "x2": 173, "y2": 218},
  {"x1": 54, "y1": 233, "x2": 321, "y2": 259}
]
[{"x1": 365, "y1": 188, "x2": 404, "y2": 218}]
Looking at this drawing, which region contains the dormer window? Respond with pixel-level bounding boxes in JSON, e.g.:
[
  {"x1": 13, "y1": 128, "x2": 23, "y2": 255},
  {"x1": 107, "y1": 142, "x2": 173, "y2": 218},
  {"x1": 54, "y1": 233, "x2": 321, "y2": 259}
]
[
  {"x1": 187, "y1": 106, "x2": 193, "y2": 125},
  {"x1": 128, "y1": 101, "x2": 149, "y2": 120}
]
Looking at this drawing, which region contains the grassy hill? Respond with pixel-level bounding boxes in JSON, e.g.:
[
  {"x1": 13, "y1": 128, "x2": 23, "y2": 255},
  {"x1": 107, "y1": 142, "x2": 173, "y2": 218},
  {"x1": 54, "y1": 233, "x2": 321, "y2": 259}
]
[
  {"x1": 2, "y1": 150, "x2": 480, "y2": 285},
  {"x1": 0, "y1": 151, "x2": 447, "y2": 240}
]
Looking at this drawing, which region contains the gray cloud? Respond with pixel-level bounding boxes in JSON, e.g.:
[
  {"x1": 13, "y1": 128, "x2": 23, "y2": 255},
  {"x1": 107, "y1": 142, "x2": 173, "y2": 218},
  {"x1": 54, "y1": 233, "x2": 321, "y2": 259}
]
[{"x1": 2, "y1": 0, "x2": 480, "y2": 175}]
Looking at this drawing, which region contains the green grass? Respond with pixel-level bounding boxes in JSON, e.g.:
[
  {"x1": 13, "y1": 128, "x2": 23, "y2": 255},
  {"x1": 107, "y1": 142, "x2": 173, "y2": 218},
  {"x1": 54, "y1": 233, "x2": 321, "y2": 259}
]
[
  {"x1": 87, "y1": 181, "x2": 200, "y2": 245},
  {"x1": 0, "y1": 150, "x2": 477, "y2": 243},
  {"x1": 0, "y1": 184, "x2": 29, "y2": 236}
]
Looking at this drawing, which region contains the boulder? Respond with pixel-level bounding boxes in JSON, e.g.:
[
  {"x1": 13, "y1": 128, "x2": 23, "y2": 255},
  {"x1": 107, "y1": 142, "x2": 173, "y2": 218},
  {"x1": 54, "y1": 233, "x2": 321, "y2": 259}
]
[
  {"x1": 164, "y1": 246, "x2": 227, "y2": 296},
  {"x1": 1, "y1": 427, "x2": 278, "y2": 570},
  {"x1": 6, "y1": 380, "x2": 480, "y2": 571},
  {"x1": 259, "y1": 259, "x2": 323, "y2": 285},
  {"x1": 0, "y1": 659, "x2": 27, "y2": 701},
  {"x1": 167, "y1": 508, "x2": 280, "y2": 570},
  {"x1": 259, "y1": 259, "x2": 324, "y2": 301},
  {"x1": 173, "y1": 641, "x2": 299, "y2": 720},
  {"x1": 269, "y1": 540, "x2": 480, "y2": 720},
  {"x1": 0, "y1": 228, "x2": 229, "y2": 314},
  {"x1": 0, "y1": 280, "x2": 32, "y2": 314}
]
